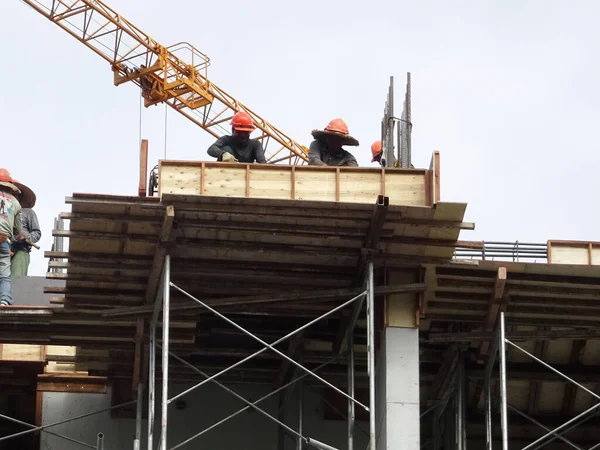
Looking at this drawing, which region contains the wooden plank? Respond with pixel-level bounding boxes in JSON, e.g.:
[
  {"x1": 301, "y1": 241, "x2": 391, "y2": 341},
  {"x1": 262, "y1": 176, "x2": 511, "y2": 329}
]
[
  {"x1": 429, "y1": 151, "x2": 441, "y2": 204},
  {"x1": 158, "y1": 161, "x2": 431, "y2": 207},
  {"x1": 37, "y1": 376, "x2": 107, "y2": 394},
  {"x1": 547, "y1": 240, "x2": 600, "y2": 265},
  {"x1": 1, "y1": 344, "x2": 44, "y2": 362},
  {"x1": 159, "y1": 163, "x2": 202, "y2": 196},
  {"x1": 132, "y1": 318, "x2": 144, "y2": 392},
  {"x1": 138, "y1": 139, "x2": 148, "y2": 197}
]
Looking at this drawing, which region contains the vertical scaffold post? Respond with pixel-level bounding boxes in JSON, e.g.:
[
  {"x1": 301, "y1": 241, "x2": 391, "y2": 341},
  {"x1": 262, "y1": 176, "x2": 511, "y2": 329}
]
[
  {"x1": 366, "y1": 261, "x2": 376, "y2": 450},
  {"x1": 148, "y1": 302, "x2": 157, "y2": 449},
  {"x1": 347, "y1": 325, "x2": 355, "y2": 450},
  {"x1": 161, "y1": 255, "x2": 171, "y2": 450},
  {"x1": 96, "y1": 432, "x2": 104, "y2": 450},
  {"x1": 297, "y1": 352, "x2": 304, "y2": 450},
  {"x1": 484, "y1": 357, "x2": 493, "y2": 450},
  {"x1": 499, "y1": 312, "x2": 509, "y2": 450},
  {"x1": 134, "y1": 383, "x2": 143, "y2": 450},
  {"x1": 457, "y1": 351, "x2": 467, "y2": 450}
]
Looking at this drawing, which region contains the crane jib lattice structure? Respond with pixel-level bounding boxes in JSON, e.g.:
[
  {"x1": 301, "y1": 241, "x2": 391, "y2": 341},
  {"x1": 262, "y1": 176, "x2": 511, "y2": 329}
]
[{"x1": 20, "y1": 0, "x2": 309, "y2": 164}]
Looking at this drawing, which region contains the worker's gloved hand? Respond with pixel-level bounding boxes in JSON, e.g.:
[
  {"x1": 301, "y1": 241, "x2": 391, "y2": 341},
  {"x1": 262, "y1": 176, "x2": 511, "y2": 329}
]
[
  {"x1": 221, "y1": 152, "x2": 239, "y2": 163},
  {"x1": 15, "y1": 232, "x2": 28, "y2": 241}
]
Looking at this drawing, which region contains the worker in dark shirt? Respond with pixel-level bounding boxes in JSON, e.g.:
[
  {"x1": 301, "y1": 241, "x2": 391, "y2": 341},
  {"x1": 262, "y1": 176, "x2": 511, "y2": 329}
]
[
  {"x1": 308, "y1": 118, "x2": 359, "y2": 167},
  {"x1": 207, "y1": 111, "x2": 267, "y2": 163}
]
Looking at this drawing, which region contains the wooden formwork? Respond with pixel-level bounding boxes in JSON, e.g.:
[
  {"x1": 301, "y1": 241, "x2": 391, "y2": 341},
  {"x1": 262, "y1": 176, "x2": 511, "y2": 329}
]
[
  {"x1": 157, "y1": 151, "x2": 441, "y2": 207},
  {"x1": 548, "y1": 240, "x2": 600, "y2": 265}
]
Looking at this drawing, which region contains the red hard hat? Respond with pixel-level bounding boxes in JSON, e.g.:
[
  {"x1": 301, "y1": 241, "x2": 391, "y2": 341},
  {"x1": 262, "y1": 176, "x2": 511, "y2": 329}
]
[
  {"x1": 0, "y1": 168, "x2": 13, "y2": 183},
  {"x1": 325, "y1": 118, "x2": 349, "y2": 135},
  {"x1": 231, "y1": 111, "x2": 255, "y2": 132}
]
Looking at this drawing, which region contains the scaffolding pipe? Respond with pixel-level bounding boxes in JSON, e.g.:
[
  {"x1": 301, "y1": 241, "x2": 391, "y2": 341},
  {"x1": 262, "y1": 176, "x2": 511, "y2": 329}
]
[
  {"x1": 96, "y1": 433, "x2": 104, "y2": 450},
  {"x1": 170, "y1": 356, "x2": 342, "y2": 449},
  {"x1": 134, "y1": 383, "x2": 143, "y2": 450},
  {"x1": 161, "y1": 255, "x2": 171, "y2": 450},
  {"x1": 499, "y1": 313, "x2": 509, "y2": 450},
  {"x1": 366, "y1": 261, "x2": 376, "y2": 450},
  {"x1": 297, "y1": 352, "x2": 304, "y2": 450},
  {"x1": 307, "y1": 438, "x2": 339, "y2": 450},
  {"x1": 457, "y1": 353, "x2": 466, "y2": 450},
  {"x1": 484, "y1": 363, "x2": 492, "y2": 450},
  {"x1": 169, "y1": 283, "x2": 367, "y2": 409},
  {"x1": 347, "y1": 327, "x2": 355, "y2": 450}
]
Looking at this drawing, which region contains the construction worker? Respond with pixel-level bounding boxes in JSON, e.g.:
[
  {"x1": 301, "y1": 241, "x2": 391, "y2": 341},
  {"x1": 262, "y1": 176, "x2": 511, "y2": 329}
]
[
  {"x1": 371, "y1": 140, "x2": 398, "y2": 168},
  {"x1": 10, "y1": 179, "x2": 40, "y2": 277},
  {"x1": 0, "y1": 169, "x2": 22, "y2": 306},
  {"x1": 371, "y1": 140, "x2": 414, "y2": 168},
  {"x1": 207, "y1": 111, "x2": 267, "y2": 163},
  {"x1": 308, "y1": 119, "x2": 359, "y2": 167}
]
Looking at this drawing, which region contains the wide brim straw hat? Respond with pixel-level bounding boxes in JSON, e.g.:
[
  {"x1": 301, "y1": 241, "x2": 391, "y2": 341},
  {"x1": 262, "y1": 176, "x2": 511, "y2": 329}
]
[
  {"x1": 311, "y1": 118, "x2": 360, "y2": 147},
  {"x1": 0, "y1": 181, "x2": 21, "y2": 195},
  {"x1": 12, "y1": 180, "x2": 36, "y2": 208}
]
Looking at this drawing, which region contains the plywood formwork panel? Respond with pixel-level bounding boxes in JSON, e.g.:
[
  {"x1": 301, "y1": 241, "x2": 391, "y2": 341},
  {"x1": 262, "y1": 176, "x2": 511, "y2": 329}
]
[
  {"x1": 158, "y1": 160, "x2": 435, "y2": 207},
  {"x1": 0, "y1": 344, "x2": 44, "y2": 361},
  {"x1": 548, "y1": 240, "x2": 600, "y2": 265}
]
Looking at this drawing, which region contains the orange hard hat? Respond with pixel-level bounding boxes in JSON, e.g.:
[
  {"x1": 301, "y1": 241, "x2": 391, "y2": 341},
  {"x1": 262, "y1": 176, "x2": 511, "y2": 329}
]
[
  {"x1": 371, "y1": 141, "x2": 383, "y2": 162},
  {"x1": 0, "y1": 168, "x2": 13, "y2": 183},
  {"x1": 371, "y1": 141, "x2": 382, "y2": 156},
  {"x1": 325, "y1": 118, "x2": 349, "y2": 135},
  {"x1": 231, "y1": 111, "x2": 255, "y2": 132}
]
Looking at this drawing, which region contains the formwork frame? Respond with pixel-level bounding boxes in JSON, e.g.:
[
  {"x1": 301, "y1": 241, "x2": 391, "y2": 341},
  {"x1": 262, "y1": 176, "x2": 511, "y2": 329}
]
[{"x1": 146, "y1": 255, "x2": 378, "y2": 450}]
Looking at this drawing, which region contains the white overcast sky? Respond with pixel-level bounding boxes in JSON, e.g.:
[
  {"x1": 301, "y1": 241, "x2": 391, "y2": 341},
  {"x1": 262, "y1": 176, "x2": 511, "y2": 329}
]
[{"x1": 1, "y1": 0, "x2": 599, "y2": 277}]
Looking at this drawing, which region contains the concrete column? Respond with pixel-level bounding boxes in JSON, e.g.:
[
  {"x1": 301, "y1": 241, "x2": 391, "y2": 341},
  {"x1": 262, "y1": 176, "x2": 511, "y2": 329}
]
[{"x1": 376, "y1": 270, "x2": 420, "y2": 450}]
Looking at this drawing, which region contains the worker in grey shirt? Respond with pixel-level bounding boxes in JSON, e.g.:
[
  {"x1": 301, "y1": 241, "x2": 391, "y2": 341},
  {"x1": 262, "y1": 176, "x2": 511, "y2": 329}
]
[
  {"x1": 207, "y1": 111, "x2": 267, "y2": 163},
  {"x1": 308, "y1": 118, "x2": 359, "y2": 167},
  {"x1": 10, "y1": 178, "x2": 39, "y2": 276}
]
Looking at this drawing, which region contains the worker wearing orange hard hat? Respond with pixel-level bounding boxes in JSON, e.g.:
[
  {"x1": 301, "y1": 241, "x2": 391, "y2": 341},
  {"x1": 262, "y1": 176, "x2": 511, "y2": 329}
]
[
  {"x1": 0, "y1": 168, "x2": 23, "y2": 306},
  {"x1": 371, "y1": 140, "x2": 398, "y2": 168},
  {"x1": 10, "y1": 178, "x2": 40, "y2": 277},
  {"x1": 371, "y1": 140, "x2": 413, "y2": 168},
  {"x1": 308, "y1": 119, "x2": 359, "y2": 167},
  {"x1": 207, "y1": 111, "x2": 267, "y2": 163}
]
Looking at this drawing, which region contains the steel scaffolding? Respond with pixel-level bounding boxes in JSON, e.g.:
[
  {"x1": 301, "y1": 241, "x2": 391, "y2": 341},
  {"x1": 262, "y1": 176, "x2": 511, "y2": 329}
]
[
  {"x1": 424, "y1": 347, "x2": 468, "y2": 450},
  {"x1": 145, "y1": 255, "x2": 378, "y2": 450},
  {"x1": 482, "y1": 312, "x2": 600, "y2": 450}
]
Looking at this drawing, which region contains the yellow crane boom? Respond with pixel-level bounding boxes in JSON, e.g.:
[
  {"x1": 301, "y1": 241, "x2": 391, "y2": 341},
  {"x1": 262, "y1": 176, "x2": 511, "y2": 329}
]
[{"x1": 20, "y1": 0, "x2": 309, "y2": 164}]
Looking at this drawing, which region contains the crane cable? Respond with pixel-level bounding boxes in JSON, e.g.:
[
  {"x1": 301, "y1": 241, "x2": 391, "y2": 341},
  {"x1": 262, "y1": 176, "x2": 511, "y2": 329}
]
[{"x1": 164, "y1": 104, "x2": 168, "y2": 159}]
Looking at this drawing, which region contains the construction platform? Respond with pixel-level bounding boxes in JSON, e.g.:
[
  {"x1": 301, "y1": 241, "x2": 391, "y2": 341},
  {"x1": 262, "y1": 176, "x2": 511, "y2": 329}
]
[{"x1": 1, "y1": 154, "x2": 600, "y2": 449}]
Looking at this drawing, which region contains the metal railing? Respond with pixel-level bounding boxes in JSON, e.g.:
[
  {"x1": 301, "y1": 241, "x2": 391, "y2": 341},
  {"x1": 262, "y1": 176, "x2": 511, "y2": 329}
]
[{"x1": 454, "y1": 241, "x2": 547, "y2": 263}]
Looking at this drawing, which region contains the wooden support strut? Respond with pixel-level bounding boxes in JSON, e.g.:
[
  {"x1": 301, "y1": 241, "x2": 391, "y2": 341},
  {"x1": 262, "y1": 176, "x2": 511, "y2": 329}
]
[
  {"x1": 143, "y1": 205, "x2": 175, "y2": 304},
  {"x1": 471, "y1": 266, "x2": 507, "y2": 409},
  {"x1": 138, "y1": 139, "x2": 148, "y2": 197},
  {"x1": 355, "y1": 195, "x2": 389, "y2": 279}
]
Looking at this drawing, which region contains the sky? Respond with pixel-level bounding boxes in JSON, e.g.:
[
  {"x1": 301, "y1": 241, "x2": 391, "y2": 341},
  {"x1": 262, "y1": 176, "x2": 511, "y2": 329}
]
[{"x1": 1, "y1": 0, "x2": 599, "y2": 277}]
